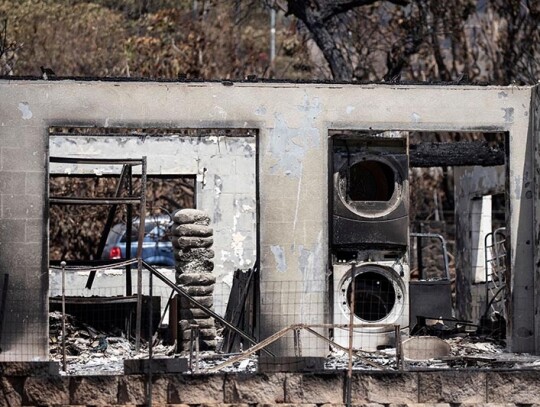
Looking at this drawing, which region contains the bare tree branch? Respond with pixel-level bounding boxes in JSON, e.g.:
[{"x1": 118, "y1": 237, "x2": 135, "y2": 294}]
[{"x1": 320, "y1": 0, "x2": 409, "y2": 21}]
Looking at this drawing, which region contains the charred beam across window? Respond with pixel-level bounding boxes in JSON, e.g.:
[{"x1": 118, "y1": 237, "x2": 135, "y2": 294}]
[
  {"x1": 49, "y1": 156, "x2": 144, "y2": 166},
  {"x1": 409, "y1": 141, "x2": 505, "y2": 167}
]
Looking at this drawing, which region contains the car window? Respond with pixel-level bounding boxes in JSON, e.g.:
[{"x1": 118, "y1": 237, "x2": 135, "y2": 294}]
[{"x1": 120, "y1": 222, "x2": 169, "y2": 243}]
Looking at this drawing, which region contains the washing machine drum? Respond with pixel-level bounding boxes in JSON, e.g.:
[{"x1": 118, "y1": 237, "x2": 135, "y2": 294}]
[{"x1": 339, "y1": 264, "x2": 405, "y2": 323}]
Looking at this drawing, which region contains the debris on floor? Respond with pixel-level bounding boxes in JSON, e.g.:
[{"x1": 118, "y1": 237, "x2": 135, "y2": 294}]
[
  {"x1": 49, "y1": 311, "x2": 175, "y2": 375},
  {"x1": 50, "y1": 310, "x2": 540, "y2": 374}
]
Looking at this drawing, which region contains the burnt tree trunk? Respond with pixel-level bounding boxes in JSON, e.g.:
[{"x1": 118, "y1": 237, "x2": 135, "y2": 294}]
[
  {"x1": 285, "y1": 0, "x2": 409, "y2": 81},
  {"x1": 409, "y1": 141, "x2": 505, "y2": 167}
]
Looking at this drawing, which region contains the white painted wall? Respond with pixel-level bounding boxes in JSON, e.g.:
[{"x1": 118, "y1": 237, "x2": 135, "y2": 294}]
[{"x1": 49, "y1": 134, "x2": 257, "y2": 316}]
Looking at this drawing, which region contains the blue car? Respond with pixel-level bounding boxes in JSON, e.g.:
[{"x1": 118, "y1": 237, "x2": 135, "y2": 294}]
[{"x1": 101, "y1": 215, "x2": 174, "y2": 266}]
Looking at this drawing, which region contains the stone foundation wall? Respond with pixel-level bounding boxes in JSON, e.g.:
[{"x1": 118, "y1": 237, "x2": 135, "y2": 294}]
[{"x1": 3, "y1": 365, "x2": 540, "y2": 406}]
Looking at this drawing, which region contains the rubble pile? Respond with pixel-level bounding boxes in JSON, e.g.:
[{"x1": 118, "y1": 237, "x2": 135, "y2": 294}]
[
  {"x1": 49, "y1": 311, "x2": 175, "y2": 375},
  {"x1": 324, "y1": 335, "x2": 540, "y2": 371},
  {"x1": 172, "y1": 208, "x2": 217, "y2": 351}
]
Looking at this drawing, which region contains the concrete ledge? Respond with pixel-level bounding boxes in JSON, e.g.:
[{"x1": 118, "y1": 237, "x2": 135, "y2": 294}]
[
  {"x1": 0, "y1": 361, "x2": 59, "y2": 376},
  {"x1": 124, "y1": 357, "x2": 189, "y2": 374},
  {"x1": 259, "y1": 356, "x2": 326, "y2": 372}
]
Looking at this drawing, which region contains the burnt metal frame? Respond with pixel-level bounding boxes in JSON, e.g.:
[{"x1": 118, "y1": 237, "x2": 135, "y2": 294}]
[
  {"x1": 49, "y1": 156, "x2": 147, "y2": 350},
  {"x1": 484, "y1": 227, "x2": 507, "y2": 318},
  {"x1": 410, "y1": 233, "x2": 451, "y2": 281}
]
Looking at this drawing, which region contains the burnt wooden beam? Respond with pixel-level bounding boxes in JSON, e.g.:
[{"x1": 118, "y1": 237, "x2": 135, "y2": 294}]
[{"x1": 409, "y1": 141, "x2": 505, "y2": 167}]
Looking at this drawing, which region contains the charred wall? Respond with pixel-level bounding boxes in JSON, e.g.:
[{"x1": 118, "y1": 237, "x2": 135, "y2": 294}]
[{"x1": 0, "y1": 80, "x2": 537, "y2": 360}]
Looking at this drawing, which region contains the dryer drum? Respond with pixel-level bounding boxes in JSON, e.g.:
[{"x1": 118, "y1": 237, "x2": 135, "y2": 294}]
[
  {"x1": 336, "y1": 156, "x2": 405, "y2": 218},
  {"x1": 332, "y1": 154, "x2": 409, "y2": 247}
]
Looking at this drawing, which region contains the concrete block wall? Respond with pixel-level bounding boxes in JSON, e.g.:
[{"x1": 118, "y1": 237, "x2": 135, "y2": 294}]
[
  {"x1": 0, "y1": 123, "x2": 48, "y2": 361},
  {"x1": 0, "y1": 80, "x2": 537, "y2": 360},
  {"x1": 3, "y1": 367, "x2": 540, "y2": 406}
]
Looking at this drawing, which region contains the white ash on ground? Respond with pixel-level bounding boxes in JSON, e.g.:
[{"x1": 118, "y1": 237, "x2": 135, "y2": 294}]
[
  {"x1": 49, "y1": 311, "x2": 175, "y2": 375},
  {"x1": 325, "y1": 335, "x2": 540, "y2": 371},
  {"x1": 49, "y1": 312, "x2": 540, "y2": 374}
]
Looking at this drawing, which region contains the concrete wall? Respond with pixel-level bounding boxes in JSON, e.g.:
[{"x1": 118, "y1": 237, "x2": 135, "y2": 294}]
[
  {"x1": 3, "y1": 364, "x2": 540, "y2": 405},
  {"x1": 0, "y1": 80, "x2": 536, "y2": 360},
  {"x1": 454, "y1": 165, "x2": 505, "y2": 323},
  {"x1": 49, "y1": 134, "x2": 257, "y2": 315}
]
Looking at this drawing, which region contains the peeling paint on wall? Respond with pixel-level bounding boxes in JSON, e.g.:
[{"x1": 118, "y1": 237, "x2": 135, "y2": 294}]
[
  {"x1": 17, "y1": 102, "x2": 32, "y2": 120},
  {"x1": 267, "y1": 96, "x2": 322, "y2": 178},
  {"x1": 270, "y1": 245, "x2": 287, "y2": 272},
  {"x1": 502, "y1": 107, "x2": 515, "y2": 123},
  {"x1": 298, "y1": 231, "x2": 325, "y2": 293}
]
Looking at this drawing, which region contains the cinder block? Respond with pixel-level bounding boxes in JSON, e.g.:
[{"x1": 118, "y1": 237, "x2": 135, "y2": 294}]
[
  {"x1": 0, "y1": 377, "x2": 23, "y2": 406},
  {"x1": 224, "y1": 373, "x2": 286, "y2": 404},
  {"x1": 199, "y1": 404, "x2": 250, "y2": 407},
  {"x1": 0, "y1": 172, "x2": 25, "y2": 194},
  {"x1": 24, "y1": 376, "x2": 69, "y2": 405},
  {"x1": 487, "y1": 371, "x2": 540, "y2": 404},
  {"x1": 113, "y1": 376, "x2": 168, "y2": 406},
  {"x1": 25, "y1": 219, "x2": 42, "y2": 243},
  {"x1": 418, "y1": 371, "x2": 486, "y2": 403},
  {"x1": 2, "y1": 194, "x2": 43, "y2": 219},
  {"x1": 168, "y1": 374, "x2": 225, "y2": 404},
  {"x1": 0, "y1": 242, "x2": 41, "y2": 270},
  {"x1": 70, "y1": 376, "x2": 119, "y2": 405},
  {"x1": 0, "y1": 219, "x2": 26, "y2": 243},
  {"x1": 285, "y1": 373, "x2": 343, "y2": 404},
  {"x1": 25, "y1": 172, "x2": 44, "y2": 195},
  {"x1": 2, "y1": 147, "x2": 44, "y2": 172},
  {"x1": 399, "y1": 404, "x2": 451, "y2": 407},
  {"x1": 352, "y1": 372, "x2": 418, "y2": 404},
  {"x1": 118, "y1": 375, "x2": 146, "y2": 405}
]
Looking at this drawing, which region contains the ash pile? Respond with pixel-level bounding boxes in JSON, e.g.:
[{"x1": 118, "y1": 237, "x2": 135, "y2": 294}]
[
  {"x1": 49, "y1": 311, "x2": 175, "y2": 375},
  {"x1": 171, "y1": 209, "x2": 217, "y2": 352}
]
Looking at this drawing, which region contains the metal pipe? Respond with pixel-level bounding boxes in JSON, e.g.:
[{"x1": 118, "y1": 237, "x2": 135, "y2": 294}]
[
  {"x1": 135, "y1": 156, "x2": 147, "y2": 352},
  {"x1": 346, "y1": 262, "x2": 356, "y2": 407},
  {"x1": 147, "y1": 269, "x2": 153, "y2": 407},
  {"x1": 61, "y1": 261, "x2": 67, "y2": 372},
  {"x1": 394, "y1": 325, "x2": 403, "y2": 370},
  {"x1": 50, "y1": 197, "x2": 142, "y2": 205},
  {"x1": 126, "y1": 165, "x2": 133, "y2": 296},
  {"x1": 270, "y1": 8, "x2": 276, "y2": 63},
  {"x1": 410, "y1": 232, "x2": 450, "y2": 280},
  {"x1": 50, "y1": 157, "x2": 144, "y2": 165}
]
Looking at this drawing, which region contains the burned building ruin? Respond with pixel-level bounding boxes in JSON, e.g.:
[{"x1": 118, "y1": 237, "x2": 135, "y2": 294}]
[{"x1": 0, "y1": 79, "x2": 539, "y2": 369}]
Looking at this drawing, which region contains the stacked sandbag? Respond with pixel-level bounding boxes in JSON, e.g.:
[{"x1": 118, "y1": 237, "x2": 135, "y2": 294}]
[{"x1": 171, "y1": 209, "x2": 217, "y2": 351}]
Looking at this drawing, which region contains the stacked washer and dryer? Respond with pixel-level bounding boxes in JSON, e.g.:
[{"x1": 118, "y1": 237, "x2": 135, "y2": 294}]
[{"x1": 330, "y1": 133, "x2": 409, "y2": 351}]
